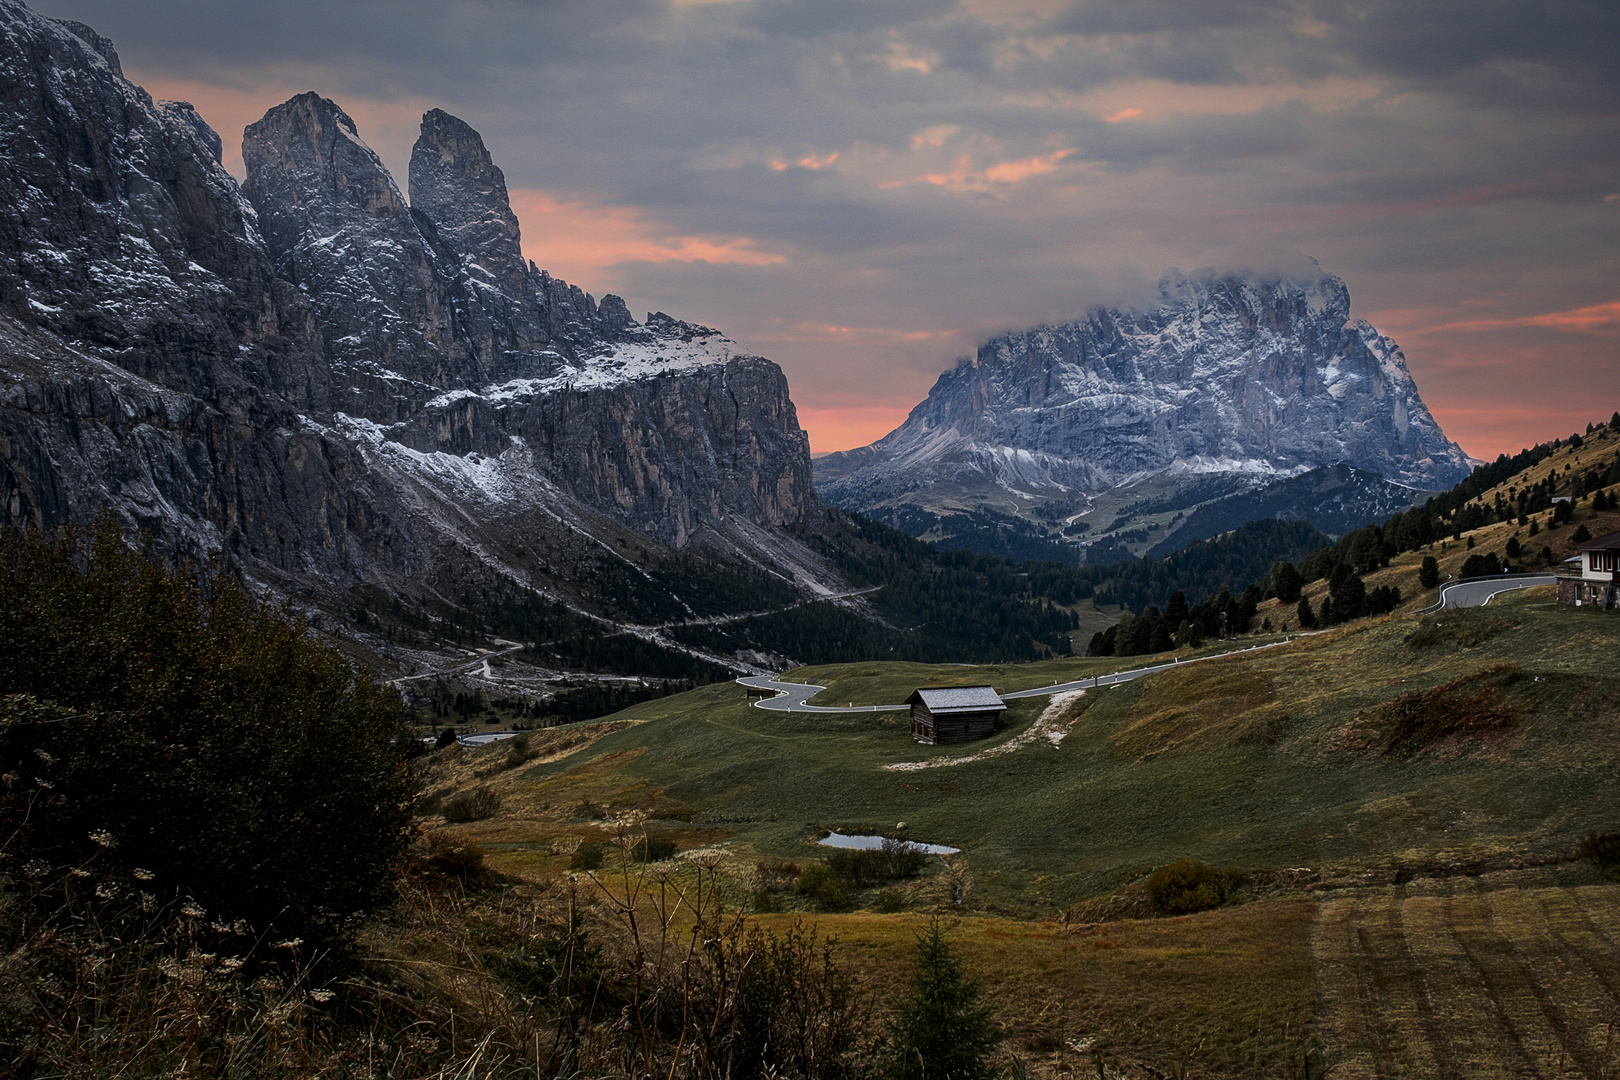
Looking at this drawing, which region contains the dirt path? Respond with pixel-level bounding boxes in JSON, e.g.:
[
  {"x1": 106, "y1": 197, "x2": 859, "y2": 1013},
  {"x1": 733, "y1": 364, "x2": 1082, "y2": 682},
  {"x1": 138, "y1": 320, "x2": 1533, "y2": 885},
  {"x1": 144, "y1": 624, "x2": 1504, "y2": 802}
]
[{"x1": 1312, "y1": 880, "x2": 1620, "y2": 1078}]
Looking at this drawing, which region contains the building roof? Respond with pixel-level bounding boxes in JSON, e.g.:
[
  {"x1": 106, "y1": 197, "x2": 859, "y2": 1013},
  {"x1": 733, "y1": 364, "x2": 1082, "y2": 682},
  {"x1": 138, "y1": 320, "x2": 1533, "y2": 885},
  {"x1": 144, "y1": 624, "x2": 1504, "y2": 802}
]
[
  {"x1": 1577, "y1": 528, "x2": 1620, "y2": 552},
  {"x1": 907, "y1": 686, "x2": 1007, "y2": 714}
]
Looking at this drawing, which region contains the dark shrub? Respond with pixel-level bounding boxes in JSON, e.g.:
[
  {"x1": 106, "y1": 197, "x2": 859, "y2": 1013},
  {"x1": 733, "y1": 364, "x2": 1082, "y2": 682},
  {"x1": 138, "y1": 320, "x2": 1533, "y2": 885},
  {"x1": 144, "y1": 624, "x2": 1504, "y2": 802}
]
[
  {"x1": 882, "y1": 837, "x2": 930, "y2": 879},
  {"x1": 503, "y1": 733, "x2": 533, "y2": 768},
  {"x1": 570, "y1": 840, "x2": 605, "y2": 871},
  {"x1": 426, "y1": 839, "x2": 494, "y2": 887},
  {"x1": 632, "y1": 834, "x2": 677, "y2": 862},
  {"x1": 731, "y1": 920, "x2": 874, "y2": 1080},
  {"x1": 1419, "y1": 554, "x2": 1440, "y2": 589},
  {"x1": 435, "y1": 727, "x2": 459, "y2": 749},
  {"x1": 1576, "y1": 832, "x2": 1620, "y2": 867},
  {"x1": 1146, "y1": 858, "x2": 1238, "y2": 916},
  {"x1": 797, "y1": 863, "x2": 849, "y2": 910},
  {"x1": 873, "y1": 888, "x2": 906, "y2": 914},
  {"x1": 827, "y1": 839, "x2": 930, "y2": 889},
  {"x1": 0, "y1": 522, "x2": 412, "y2": 946},
  {"x1": 442, "y1": 786, "x2": 502, "y2": 823},
  {"x1": 827, "y1": 848, "x2": 887, "y2": 888}
]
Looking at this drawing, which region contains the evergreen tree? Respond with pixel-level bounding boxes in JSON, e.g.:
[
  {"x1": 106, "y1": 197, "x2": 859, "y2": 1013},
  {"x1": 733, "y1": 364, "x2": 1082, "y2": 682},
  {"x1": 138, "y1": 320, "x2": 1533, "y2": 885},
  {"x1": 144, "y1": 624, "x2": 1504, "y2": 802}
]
[
  {"x1": 1296, "y1": 595, "x2": 1316, "y2": 629},
  {"x1": 1418, "y1": 554, "x2": 1440, "y2": 589},
  {"x1": 1328, "y1": 570, "x2": 1366, "y2": 622},
  {"x1": 885, "y1": 918, "x2": 1002, "y2": 1080},
  {"x1": 1269, "y1": 560, "x2": 1303, "y2": 603}
]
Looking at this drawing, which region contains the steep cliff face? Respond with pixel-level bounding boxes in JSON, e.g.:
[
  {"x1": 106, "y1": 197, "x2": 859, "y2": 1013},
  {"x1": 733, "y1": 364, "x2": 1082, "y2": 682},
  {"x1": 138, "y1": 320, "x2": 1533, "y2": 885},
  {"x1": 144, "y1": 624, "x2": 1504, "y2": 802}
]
[
  {"x1": 237, "y1": 94, "x2": 813, "y2": 550},
  {"x1": 0, "y1": 4, "x2": 403, "y2": 578},
  {"x1": 243, "y1": 92, "x2": 479, "y2": 421},
  {"x1": 0, "y1": 2, "x2": 823, "y2": 649},
  {"x1": 817, "y1": 265, "x2": 1472, "y2": 556}
]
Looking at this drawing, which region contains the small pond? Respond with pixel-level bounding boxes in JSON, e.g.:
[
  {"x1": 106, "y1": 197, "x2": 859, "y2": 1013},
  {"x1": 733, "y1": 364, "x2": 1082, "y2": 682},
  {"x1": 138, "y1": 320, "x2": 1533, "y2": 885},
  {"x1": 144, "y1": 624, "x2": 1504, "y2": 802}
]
[{"x1": 817, "y1": 832, "x2": 959, "y2": 855}]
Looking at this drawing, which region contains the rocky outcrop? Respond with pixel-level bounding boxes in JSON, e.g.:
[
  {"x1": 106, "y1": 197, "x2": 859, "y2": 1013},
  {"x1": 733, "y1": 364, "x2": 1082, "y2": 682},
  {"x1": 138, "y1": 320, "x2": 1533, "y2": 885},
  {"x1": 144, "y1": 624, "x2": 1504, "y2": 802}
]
[
  {"x1": 0, "y1": 1, "x2": 822, "y2": 627},
  {"x1": 817, "y1": 265, "x2": 1472, "y2": 553}
]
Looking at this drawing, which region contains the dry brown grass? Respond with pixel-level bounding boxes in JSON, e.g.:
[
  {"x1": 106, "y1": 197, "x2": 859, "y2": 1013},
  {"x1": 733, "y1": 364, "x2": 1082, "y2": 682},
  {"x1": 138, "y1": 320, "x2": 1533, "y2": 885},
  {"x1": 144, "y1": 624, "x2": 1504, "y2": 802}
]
[
  {"x1": 1111, "y1": 666, "x2": 1281, "y2": 758},
  {"x1": 761, "y1": 898, "x2": 1320, "y2": 1078},
  {"x1": 1313, "y1": 880, "x2": 1620, "y2": 1080}
]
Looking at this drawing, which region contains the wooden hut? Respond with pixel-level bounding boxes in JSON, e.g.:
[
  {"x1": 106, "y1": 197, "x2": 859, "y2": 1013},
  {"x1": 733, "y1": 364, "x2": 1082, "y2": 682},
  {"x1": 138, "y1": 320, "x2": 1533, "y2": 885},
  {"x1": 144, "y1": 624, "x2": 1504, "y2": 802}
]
[{"x1": 906, "y1": 686, "x2": 1007, "y2": 744}]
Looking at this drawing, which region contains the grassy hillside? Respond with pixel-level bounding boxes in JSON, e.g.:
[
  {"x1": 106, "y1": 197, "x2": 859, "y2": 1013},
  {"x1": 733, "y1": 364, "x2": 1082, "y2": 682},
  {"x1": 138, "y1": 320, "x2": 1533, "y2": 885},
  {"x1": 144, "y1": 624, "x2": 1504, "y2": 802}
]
[
  {"x1": 407, "y1": 582, "x2": 1620, "y2": 1076},
  {"x1": 434, "y1": 587, "x2": 1620, "y2": 913},
  {"x1": 399, "y1": 428, "x2": 1620, "y2": 1078}
]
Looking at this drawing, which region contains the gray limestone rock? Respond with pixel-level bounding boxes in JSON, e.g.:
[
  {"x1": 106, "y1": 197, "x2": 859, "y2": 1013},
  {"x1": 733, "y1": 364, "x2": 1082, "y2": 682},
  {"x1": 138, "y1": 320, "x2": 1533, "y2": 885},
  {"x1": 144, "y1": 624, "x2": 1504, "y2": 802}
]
[
  {"x1": 0, "y1": 2, "x2": 822, "y2": 633},
  {"x1": 818, "y1": 265, "x2": 1473, "y2": 533}
]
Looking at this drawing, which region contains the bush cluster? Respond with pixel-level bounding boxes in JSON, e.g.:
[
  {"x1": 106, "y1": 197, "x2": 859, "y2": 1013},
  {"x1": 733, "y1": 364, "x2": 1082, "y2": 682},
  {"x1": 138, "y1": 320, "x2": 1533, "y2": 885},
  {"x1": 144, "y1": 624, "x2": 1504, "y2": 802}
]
[
  {"x1": 570, "y1": 840, "x2": 606, "y2": 871},
  {"x1": 797, "y1": 839, "x2": 932, "y2": 911},
  {"x1": 1146, "y1": 858, "x2": 1241, "y2": 916},
  {"x1": 441, "y1": 786, "x2": 502, "y2": 823},
  {"x1": 632, "y1": 834, "x2": 678, "y2": 862},
  {"x1": 825, "y1": 839, "x2": 929, "y2": 887},
  {"x1": 0, "y1": 521, "x2": 412, "y2": 946},
  {"x1": 1575, "y1": 832, "x2": 1620, "y2": 867}
]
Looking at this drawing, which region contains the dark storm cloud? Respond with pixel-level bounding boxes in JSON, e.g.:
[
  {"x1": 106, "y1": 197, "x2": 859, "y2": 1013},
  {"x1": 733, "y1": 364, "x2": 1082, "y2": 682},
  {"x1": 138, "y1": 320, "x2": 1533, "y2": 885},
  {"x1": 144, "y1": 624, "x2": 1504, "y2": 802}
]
[
  {"x1": 740, "y1": 0, "x2": 957, "y2": 38},
  {"x1": 37, "y1": 0, "x2": 661, "y2": 70},
  {"x1": 1044, "y1": 0, "x2": 1282, "y2": 36},
  {"x1": 22, "y1": 0, "x2": 1620, "y2": 457},
  {"x1": 1310, "y1": 0, "x2": 1620, "y2": 111}
]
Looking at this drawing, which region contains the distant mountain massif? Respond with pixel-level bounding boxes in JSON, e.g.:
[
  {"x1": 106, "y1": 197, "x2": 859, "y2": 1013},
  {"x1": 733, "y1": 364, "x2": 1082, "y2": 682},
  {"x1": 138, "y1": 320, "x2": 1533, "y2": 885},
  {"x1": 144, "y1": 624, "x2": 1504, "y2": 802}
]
[
  {"x1": 0, "y1": 3, "x2": 845, "y2": 675},
  {"x1": 816, "y1": 266, "x2": 1475, "y2": 562},
  {"x1": 0, "y1": 2, "x2": 1489, "y2": 689}
]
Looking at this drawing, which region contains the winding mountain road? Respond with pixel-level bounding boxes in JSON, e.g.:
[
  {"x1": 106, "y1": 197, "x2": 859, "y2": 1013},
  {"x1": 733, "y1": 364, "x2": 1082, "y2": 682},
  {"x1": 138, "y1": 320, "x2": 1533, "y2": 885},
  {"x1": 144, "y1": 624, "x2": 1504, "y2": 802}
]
[
  {"x1": 1436, "y1": 573, "x2": 1555, "y2": 609},
  {"x1": 737, "y1": 573, "x2": 1558, "y2": 712},
  {"x1": 737, "y1": 638, "x2": 1296, "y2": 712}
]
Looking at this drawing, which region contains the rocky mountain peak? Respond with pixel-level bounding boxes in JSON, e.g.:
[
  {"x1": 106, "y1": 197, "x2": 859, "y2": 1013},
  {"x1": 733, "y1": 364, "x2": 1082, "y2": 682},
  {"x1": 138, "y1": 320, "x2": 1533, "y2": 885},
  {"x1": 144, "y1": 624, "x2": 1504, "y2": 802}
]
[
  {"x1": 409, "y1": 108, "x2": 526, "y2": 295},
  {"x1": 47, "y1": 16, "x2": 122, "y2": 77},
  {"x1": 243, "y1": 92, "x2": 466, "y2": 415},
  {"x1": 246, "y1": 93, "x2": 409, "y2": 225},
  {"x1": 817, "y1": 261, "x2": 1473, "y2": 559},
  {"x1": 1154, "y1": 262, "x2": 1351, "y2": 327}
]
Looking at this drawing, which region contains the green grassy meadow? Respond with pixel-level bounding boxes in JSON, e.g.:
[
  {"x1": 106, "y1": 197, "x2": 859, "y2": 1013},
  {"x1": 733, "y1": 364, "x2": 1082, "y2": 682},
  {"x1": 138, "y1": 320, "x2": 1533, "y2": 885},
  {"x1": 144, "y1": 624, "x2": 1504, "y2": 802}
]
[
  {"x1": 417, "y1": 582, "x2": 1620, "y2": 1075},
  {"x1": 486, "y1": 587, "x2": 1620, "y2": 916}
]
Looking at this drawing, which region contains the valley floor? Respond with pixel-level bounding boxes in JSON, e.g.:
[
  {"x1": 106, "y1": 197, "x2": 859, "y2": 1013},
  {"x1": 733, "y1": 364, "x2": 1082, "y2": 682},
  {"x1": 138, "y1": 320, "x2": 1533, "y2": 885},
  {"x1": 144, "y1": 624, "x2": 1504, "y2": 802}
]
[
  {"x1": 416, "y1": 584, "x2": 1620, "y2": 1077},
  {"x1": 1314, "y1": 879, "x2": 1620, "y2": 1079}
]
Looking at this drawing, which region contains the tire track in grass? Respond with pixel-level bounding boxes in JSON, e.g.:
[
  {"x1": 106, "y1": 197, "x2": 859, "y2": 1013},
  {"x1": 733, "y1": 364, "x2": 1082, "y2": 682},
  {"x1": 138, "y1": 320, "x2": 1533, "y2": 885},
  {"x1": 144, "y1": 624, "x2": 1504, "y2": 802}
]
[
  {"x1": 1449, "y1": 884, "x2": 1567, "y2": 1078},
  {"x1": 1356, "y1": 889, "x2": 1445, "y2": 1079},
  {"x1": 1401, "y1": 891, "x2": 1516, "y2": 1077},
  {"x1": 1571, "y1": 886, "x2": 1620, "y2": 955},
  {"x1": 1312, "y1": 894, "x2": 1385, "y2": 1080},
  {"x1": 1546, "y1": 887, "x2": 1620, "y2": 1009},
  {"x1": 1488, "y1": 889, "x2": 1615, "y2": 1076}
]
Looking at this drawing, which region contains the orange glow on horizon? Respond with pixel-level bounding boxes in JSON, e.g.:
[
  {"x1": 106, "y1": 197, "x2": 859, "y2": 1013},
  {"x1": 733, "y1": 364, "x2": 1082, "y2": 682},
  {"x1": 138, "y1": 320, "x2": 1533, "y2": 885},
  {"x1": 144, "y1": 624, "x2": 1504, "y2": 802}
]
[
  {"x1": 1413, "y1": 299, "x2": 1620, "y2": 336},
  {"x1": 128, "y1": 71, "x2": 431, "y2": 178},
  {"x1": 798, "y1": 405, "x2": 910, "y2": 454},
  {"x1": 506, "y1": 189, "x2": 785, "y2": 281}
]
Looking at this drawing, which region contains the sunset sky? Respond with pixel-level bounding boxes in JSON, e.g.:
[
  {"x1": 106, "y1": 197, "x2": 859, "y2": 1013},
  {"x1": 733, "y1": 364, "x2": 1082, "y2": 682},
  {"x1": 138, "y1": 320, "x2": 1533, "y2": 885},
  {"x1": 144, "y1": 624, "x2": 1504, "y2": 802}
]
[{"x1": 34, "y1": 0, "x2": 1619, "y2": 460}]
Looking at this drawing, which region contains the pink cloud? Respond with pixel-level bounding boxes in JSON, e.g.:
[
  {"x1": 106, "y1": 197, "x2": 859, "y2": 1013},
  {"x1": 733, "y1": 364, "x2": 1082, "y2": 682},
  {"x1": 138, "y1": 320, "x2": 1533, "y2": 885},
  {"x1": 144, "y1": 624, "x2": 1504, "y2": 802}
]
[
  {"x1": 507, "y1": 190, "x2": 785, "y2": 279},
  {"x1": 1409, "y1": 299, "x2": 1620, "y2": 336},
  {"x1": 771, "y1": 151, "x2": 840, "y2": 172},
  {"x1": 881, "y1": 148, "x2": 1075, "y2": 190},
  {"x1": 1104, "y1": 107, "x2": 1143, "y2": 123}
]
